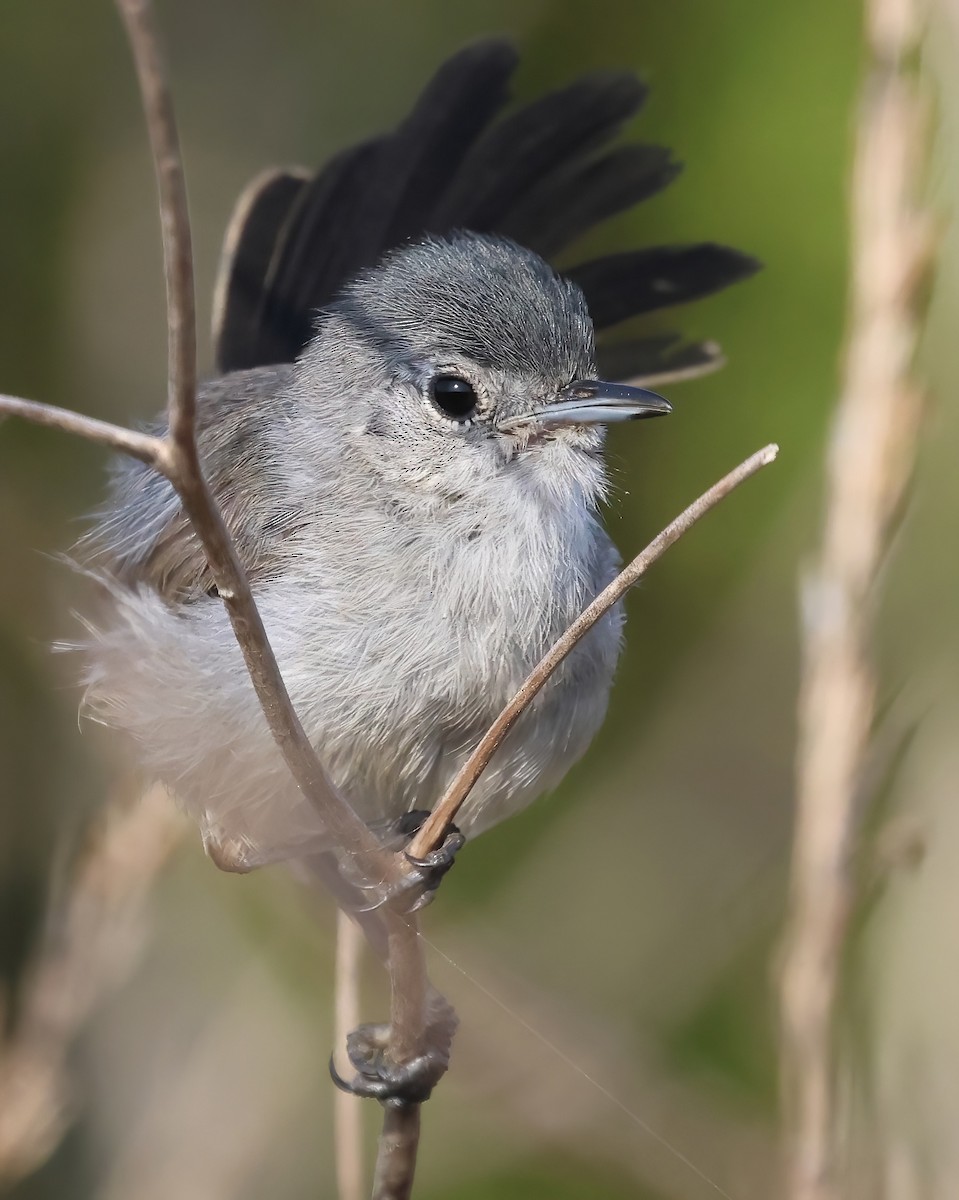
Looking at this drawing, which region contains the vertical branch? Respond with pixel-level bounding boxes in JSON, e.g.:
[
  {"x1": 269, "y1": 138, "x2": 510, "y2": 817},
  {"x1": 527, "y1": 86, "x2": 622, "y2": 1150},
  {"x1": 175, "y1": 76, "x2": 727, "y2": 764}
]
[
  {"x1": 371, "y1": 914, "x2": 428, "y2": 1200},
  {"x1": 780, "y1": 1, "x2": 932, "y2": 1197},
  {"x1": 112, "y1": 0, "x2": 195, "y2": 429},
  {"x1": 334, "y1": 913, "x2": 365, "y2": 1200},
  {"x1": 372, "y1": 1107, "x2": 422, "y2": 1200}
]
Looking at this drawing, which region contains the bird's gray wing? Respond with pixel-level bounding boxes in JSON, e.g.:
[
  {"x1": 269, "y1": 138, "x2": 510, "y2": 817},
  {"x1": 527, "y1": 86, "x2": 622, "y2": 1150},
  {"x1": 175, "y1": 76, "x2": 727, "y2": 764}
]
[
  {"x1": 86, "y1": 366, "x2": 298, "y2": 603},
  {"x1": 211, "y1": 39, "x2": 758, "y2": 383}
]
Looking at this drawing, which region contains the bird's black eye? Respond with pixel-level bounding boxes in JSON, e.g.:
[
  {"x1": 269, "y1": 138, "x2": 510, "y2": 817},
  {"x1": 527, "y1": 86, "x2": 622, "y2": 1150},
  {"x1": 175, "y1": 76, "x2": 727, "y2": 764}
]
[{"x1": 430, "y1": 375, "x2": 479, "y2": 421}]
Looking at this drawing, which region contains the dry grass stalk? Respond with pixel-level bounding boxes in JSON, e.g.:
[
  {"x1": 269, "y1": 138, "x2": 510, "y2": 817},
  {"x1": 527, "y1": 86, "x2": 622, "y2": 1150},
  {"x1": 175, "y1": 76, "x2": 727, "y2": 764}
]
[
  {"x1": 780, "y1": 0, "x2": 933, "y2": 1195},
  {"x1": 0, "y1": 788, "x2": 184, "y2": 1184}
]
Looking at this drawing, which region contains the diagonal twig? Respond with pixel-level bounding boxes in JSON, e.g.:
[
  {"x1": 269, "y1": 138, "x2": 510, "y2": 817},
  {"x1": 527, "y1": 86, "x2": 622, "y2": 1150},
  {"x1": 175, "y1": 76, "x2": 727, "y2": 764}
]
[
  {"x1": 384, "y1": 444, "x2": 779, "y2": 1195},
  {"x1": 408, "y1": 442, "x2": 780, "y2": 862},
  {"x1": 3, "y1": 5, "x2": 408, "y2": 1194}
]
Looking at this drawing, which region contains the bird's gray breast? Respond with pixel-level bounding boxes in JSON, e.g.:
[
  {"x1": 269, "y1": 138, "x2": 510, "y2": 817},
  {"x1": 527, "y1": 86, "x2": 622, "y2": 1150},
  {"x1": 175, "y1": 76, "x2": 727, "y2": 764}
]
[{"x1": 269, "y1": 482, "x2": 622, "y2": 828}]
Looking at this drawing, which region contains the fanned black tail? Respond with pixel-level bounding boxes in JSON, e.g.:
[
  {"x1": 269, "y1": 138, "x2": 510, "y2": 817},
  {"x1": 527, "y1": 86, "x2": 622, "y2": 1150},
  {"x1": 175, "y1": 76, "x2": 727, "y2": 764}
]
[{"x1": 212, "y1": 39, "x2": 758, "y2": 383}]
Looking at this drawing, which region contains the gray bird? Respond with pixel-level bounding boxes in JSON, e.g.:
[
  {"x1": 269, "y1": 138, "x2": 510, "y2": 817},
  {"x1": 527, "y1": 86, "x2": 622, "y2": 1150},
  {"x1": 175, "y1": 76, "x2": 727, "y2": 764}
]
[{"x1": 81, "y1": 41, "x2": 756, "y2": 888}]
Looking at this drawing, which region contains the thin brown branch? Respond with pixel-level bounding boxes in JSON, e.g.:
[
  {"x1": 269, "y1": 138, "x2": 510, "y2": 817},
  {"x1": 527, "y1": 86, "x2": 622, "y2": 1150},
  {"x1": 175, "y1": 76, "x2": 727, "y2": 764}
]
[
  {"x1": 0, "y1": 394, "x2": 161, "y2": 465},
  {"x1": 107, "y1": 0, "x2": 393, "y2": 879},
  {"x1": 779, "y1": 0, "x2": 932, "y2": 1195},
  {"x1": 371, "y1": 1106, "x2": 422, "y2": 1200},
  {"x1": 0, "y1": 788, "x2": 185, "y2": 1185},
  {"x1": 408, "y1": 442, "x2": 780, "y2": 862},
  {"x1": 334, "y1": 912, "x2": 365, "y2": 1200},
  {"x1": 370, "y1": 913, "x2": 428, "y2": 1200},
  {"x1": 112, "y1": 0, "x2": 196, "y2": 432}
]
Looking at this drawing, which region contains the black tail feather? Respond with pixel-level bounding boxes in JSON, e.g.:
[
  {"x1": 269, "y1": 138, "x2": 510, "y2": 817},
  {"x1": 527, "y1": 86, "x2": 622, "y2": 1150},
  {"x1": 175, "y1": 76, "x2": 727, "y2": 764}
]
[
  {"x1": 498, "y1": 143, "x2": 682, "y2": 259},
  {"x1": 264, "y1": 140, "x2": 385, "y2": 351},
  {"x1": 378, "y1": 40, "x2": 519, "y2": 248},
  {"x1": 569, "y1": 244, "x2": 762, "y2": 331},
  {"x1": 212, "y1": 40, "x2": 757, "y2": 378},
  {"x1": 429, "y1": 71, "x2": 647, "y2": 234},
  {"x1": 212, "y1": 169, "x2": 308, "y2": 372}
]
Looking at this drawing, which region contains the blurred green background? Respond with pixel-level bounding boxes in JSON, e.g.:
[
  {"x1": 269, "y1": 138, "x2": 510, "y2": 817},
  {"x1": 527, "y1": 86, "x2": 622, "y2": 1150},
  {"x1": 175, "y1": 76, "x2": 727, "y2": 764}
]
[{"x1": 2, "y1": 1, "x2": 957, "y2": 1197}]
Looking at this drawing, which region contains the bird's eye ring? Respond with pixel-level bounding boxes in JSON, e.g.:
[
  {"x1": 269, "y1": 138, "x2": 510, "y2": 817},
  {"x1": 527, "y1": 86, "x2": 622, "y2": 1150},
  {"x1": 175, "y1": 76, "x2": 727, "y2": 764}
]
[{"x1": 429, "y1": 375, "x2": 479, "y2": 422}]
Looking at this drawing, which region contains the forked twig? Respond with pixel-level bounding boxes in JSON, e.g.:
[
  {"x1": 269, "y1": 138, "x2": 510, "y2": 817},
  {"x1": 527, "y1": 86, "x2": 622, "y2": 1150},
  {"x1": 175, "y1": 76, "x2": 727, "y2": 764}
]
[
  {"x1": 73, "y1": 0, "x2": 392, "y2": 879},
  {"x1": 408, "y1": 442, "x2": 780, "y2": 862},
  {"x1": 779, "y1": 0, "x2": 932, "y2": 1195},
  {"x1": 2, "y1": 4, "x2": 403, "y2": 1187}
]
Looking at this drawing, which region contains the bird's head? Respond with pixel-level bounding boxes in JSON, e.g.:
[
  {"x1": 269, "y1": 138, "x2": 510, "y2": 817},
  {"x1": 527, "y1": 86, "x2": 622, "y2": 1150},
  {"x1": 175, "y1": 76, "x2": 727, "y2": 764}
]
[{"x1": 296, "y1": 232, "x2": 669, "y2": 510}]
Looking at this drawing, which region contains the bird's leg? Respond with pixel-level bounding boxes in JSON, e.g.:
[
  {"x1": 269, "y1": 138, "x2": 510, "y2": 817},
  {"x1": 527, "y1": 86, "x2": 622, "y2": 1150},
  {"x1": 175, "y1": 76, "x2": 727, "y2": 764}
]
[
  {"x1": 330, "y1": 989, "x2": 458, "y2": 1107},
  {"x1": 325, "y1": 817, "x2": 461, "y2": 1105}
]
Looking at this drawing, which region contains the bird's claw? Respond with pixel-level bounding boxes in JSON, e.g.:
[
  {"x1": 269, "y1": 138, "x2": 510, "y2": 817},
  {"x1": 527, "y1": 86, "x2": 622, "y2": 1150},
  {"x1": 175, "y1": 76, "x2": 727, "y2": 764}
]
[
  {"x1": 349, "y1": 811, "x2": 465, "y2": 913},
  {"x1": 329, "y1": 1001, "x2": 457, "y2": 1107},
  {"x1": 400, "y1": 826, "x2": 465, "y2": 911}
]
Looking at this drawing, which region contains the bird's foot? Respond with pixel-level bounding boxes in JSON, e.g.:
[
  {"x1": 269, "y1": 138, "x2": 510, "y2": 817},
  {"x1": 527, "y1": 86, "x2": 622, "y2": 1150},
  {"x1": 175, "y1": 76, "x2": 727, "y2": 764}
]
[
  {"x1": 394, "y1": 809, "x2": 465, "y2": 912},
  {"x1": 329, "y1": 995, "x2": 458, "y2": 1108},
  {"x1": 202, "y1": 823, "x2": 264, "y2": 874},
  {"x1": 345, "y1": 810, "x2": 465, "y2": 913}
]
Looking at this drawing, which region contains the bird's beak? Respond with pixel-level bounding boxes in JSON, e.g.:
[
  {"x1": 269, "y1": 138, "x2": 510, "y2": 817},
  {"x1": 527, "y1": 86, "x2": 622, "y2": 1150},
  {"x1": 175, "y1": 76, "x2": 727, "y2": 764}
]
[{"x1": 500, "y1": 379, "x2": 671, "y2": 430}]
